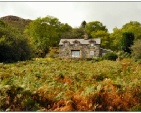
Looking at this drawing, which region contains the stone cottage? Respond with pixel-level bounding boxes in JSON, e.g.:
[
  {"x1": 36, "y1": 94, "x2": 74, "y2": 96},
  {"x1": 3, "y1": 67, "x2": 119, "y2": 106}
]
[{"x1": 59, "y1": 35, "x2": 103, "y2": 59}]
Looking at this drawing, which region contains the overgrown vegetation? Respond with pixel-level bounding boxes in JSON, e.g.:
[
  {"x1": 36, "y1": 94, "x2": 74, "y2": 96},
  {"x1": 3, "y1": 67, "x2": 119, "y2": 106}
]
[
  {"x1": 0, "y1": 20, "x2": 33, "y2": 63},
  {"x1": 102, "y1": 52, "x2": 118, "y2": 61},
  {"x1": 131, "y1": 39, "x2": 141, "y2": 60},
  {"x1": 0, "y1": 58, "x2": 141, "y2": 111},
  {"x1": 1, "y1": 15, "x2": 141, "y2": 62},
  {"x1": 0, "y1": 15, "x2": 141, "y2": 111},
  {"x1": 120, "y1": 32, "x2": 134, "y2": 53}
]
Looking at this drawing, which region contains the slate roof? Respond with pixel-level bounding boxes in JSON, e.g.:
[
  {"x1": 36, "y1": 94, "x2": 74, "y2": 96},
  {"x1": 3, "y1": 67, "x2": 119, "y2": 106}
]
[{"x1": 59, "y1": 38, "x2": 101, "y2": 45}]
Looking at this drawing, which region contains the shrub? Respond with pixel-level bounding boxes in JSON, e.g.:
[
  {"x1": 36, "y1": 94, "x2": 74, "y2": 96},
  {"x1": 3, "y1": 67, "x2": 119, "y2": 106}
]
[
  {"x1": 47, "y1": 47, "x2": 59, "y2": 58},
  {"x1": 120, "y1": 32, "x2": 134, "y2": 53},
  {"x1": 131, "y1": 39, "x2": 141, "y2": 60},
  {"x1": 0, "y1": 21, "x2": 33, "y2": 63},
  {"x1": 118, "y1": 51, "x2": 131, "y2": 59},
  {"x1": 103, "y1": 52, "x2": 118, "y2": 61}
]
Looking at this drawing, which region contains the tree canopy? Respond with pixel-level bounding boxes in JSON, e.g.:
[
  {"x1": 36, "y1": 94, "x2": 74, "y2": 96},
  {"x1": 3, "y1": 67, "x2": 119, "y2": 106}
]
[
  {"x1": 120, "y1": 32, "x2": 134, "y2": 53},
  {"x1": 0, "y1": 20, "x2": 33, "y2": 62},
  {"x1": 110, "y1": 21, "x2": 141, "y2": 51},
  {"x1": 1, "y1": 15, "x2": 141, "y2": 60},
  {"x1": 85, "y1": 21, "x2": 110, "y2": 49},
  {"x1": 25, "y1": 16, "x2": 63, "y2": 57},
  {"x1": 131, "y1": 39, "x2": 141, "y2": 60}
]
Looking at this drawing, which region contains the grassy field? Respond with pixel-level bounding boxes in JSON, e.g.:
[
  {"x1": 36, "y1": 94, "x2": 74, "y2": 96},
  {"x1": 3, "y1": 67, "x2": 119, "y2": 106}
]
[{"x1": 0, "y1": 58, "x2": 141, "y2": 111}]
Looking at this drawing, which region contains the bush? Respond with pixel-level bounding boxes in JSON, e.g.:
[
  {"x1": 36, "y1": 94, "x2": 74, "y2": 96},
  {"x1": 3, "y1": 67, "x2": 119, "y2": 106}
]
[
  {"x1": 103, "y1": 52, "x2": 118, "y2": 61},
  {"x1": 0, "y1": 21, "x2": 33, "y2": 63},
  {"x1": 47, "y1": 47, "x2": 59, "y2": 58},
  {"x1": 131, "y1": 39, "x2": 141, "y2": 60},
  {"x1": 118, "y1": 51, "x2": 131, "y2": 59}
]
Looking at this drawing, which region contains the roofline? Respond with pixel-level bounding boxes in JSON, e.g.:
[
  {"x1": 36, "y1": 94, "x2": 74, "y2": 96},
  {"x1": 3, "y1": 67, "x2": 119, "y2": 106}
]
[{"x1": 59, "y1": 38, "x2": 101, "y2": 45}]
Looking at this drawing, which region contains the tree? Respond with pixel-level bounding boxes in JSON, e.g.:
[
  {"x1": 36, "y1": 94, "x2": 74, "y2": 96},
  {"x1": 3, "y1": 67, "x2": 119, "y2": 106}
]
[
  {"x1": 25, "y1": 16, "x2": 62, "y2": 57},
  {"x1": 91, "y1": 30, "x2": 110, "y2": 49},
  {"x1": 131, "y1": 39, "x2": 141, "y2": 60},
  {"x1": 85, "y1": 21, "x2": 110, "y2": 49},
  {"x1": 71, "y1": 27, "x2": 85, "y2": 39},
  {"x1": 110, "y1": 21, "x2": 141, "y2": 51},
  {"x1": 59, "y1": 23, "x2": 72, "y2": 39},
  {"x1": 122, "y1": 21, "x2": 141, "y2": 40},
  {"x1": 85, "y1": 21, "x2": 108, "y2": 38},
  {"x1": 120, "y1": 32, "x2": 134, "y2": 53},
  {"x1": 109, "y1": 27, "x2": 123, "y2": 51},
  {"x1": 60, "y1": 27, "x2": 85, "y2": 39},
  {"x1": 0, "y1": 20, "x2": 33, "y2": 62},
  {"x1": 81, "y1": 20, "x2": 86, "y2": 28}
]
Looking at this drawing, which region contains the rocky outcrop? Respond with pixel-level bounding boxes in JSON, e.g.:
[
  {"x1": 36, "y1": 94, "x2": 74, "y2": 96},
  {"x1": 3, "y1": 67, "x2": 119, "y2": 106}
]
[
  {"x1": 0, "y1": 15, "x2": 32, "y2": 23},
  {"x1": 0, "y1": 15, "x2": 32, "y2": 32}
]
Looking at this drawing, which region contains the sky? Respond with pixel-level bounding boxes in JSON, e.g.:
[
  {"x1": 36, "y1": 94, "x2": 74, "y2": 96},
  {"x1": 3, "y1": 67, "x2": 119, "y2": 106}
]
[{"x1": 0, "y1": 1, "x2": 141, "y2": 33}]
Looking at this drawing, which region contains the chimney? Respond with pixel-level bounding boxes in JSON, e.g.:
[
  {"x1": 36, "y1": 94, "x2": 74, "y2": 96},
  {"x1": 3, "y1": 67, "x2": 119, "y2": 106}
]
[{"x1": 84, "y1": 33, "x2": 88, "y2": 40}]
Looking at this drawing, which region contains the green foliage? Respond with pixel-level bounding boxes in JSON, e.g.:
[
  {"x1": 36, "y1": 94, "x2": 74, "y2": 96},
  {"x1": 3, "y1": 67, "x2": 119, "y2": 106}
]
[
  {"x1": 109, "y1": 27, "x2": 123, "y2": 50},
  {"x1": 0, "y1": 20, "x2": 33, "y2": 63},
  {"x1": 85, "y1": 21, "x2": 110, "y2": 49},
  {"x1": 103, "y1": 52, "x2": 118, "y2": 61},
  {"x1": 91, "y1": 30, "x2": 110, "y2": 49},
  {"x1": 118, "y1": 51, "x2": 131, "y2": 59},
  {"x1": 61, "y1": 27, "x2": 85, "y2": 39},
  {"x1": 131, "y1": 39, "x2": 141, "y2": 60},
  {"x1": 80, "y1": 20, "x2": 86, "y2": 28},
  {"x1": 1, "y1": 58, "x2": 141, "y2": 111},
  {"x1": 25, "y1": 16, "x2": 72, "y2": 57},
  {"x1": 120, "y1": 32, "x2": 134, "y2": 53},
  {"x1": 0, "y1": 20, "x2": 7, "y2": 27},
  {"x1": 130, "y1": 106, "x2": 141, "y2": 111},
  {"x1": 85, "y1": 21, "x2": 108, "y2": 36},
  {"x1": 110, "y1": 21, "x2": 141, "y2": 51},
  {"x1": 47, "y1": 47, "x2": 59, "y2": 58},
  {"x1": 122, "y1": 21, "x2": 141, "y2": 40}
]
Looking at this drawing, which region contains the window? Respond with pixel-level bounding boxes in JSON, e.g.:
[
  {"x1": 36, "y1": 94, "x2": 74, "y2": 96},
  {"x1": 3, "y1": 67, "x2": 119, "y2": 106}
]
[
  {"x1": 90, "y1": 43, "x2": 94, "y2": 46},
  {"x1": 64, "y1": 43, "x2": 68, "y2": 47},
  {"x1": 73, "y1": 40, "x2": 80, "y2": 46},
  {"x1": 71, "y1": 50, "x2": 80, "y2": 58},
  {"x1": 90, "y1": 51, "x2": 94, "y2": 56},
  {"x1": 63, "y1": 40, "x2": 70, "y2": 47},
  {"x1": 75, "y1": 43, "x2": 78, "y2": 46}
]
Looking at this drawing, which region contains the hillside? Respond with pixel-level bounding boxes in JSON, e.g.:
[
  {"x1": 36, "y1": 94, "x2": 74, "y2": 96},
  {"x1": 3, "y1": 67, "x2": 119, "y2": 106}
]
[
  {"x1": 0, "y1": 58, "x2": 141, "y2": 111},
  {"x1": 0, "y1": 15, "x2": 32, "y2": 32}
]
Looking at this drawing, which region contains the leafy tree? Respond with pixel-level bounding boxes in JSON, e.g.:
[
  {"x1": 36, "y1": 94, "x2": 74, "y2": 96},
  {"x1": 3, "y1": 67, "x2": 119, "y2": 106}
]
[
  {"x1": 109, "y1": 27, "x2": 123, "y2": 51},
  {"x1": 110, "y1": 21, "x2": 141, "y2": 51},
  {"x1": 0, "y1": 20, "x2": 33, "y2": 62},
  {"x1": 91, "y1": 30, "x2": 110, "y2": 49},
  {"x1": 85, "y1": 21, "x2": 108, "y2": 38},
  {"x1": 122, "y1": 21, "x2": 141, "y2": 40},
  {"x1": 81, "y1": 20, "x2": 86, "y2": 28},
  {"x1": 61, "y1": 27, "x2": 85, "y2": 39},
  {"x1": 120, "y1": 32, "x2": 134, "y2": 53},
  {"x1": 62, "y1": 21, "x2": 87, "y2": 39},
  {"x1": 85, "y1": 21, "x2": 110, "y2": 49},
  {"x1": 25, "y1": 16, "x2": 62, "y2": 57},
  {"x1": 0, "y1": 20, "x2": 7, "y2": 27},
  {"x1": 131, "y1": 39, "x2": 141, "y2": 60},
  {"x1": 71, "y1": 27, "x2": 85, "y2": 39},
  {"x1": 59, "y1": 23, "x2": 72, "y2": 39}
]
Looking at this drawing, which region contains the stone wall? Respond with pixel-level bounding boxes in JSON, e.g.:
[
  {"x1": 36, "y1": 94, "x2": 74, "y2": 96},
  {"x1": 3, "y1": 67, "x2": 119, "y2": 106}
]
[{"x1": 59, "y1": 44, "x2": 101, "y2": 58}]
